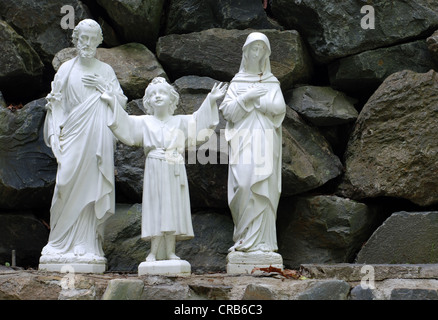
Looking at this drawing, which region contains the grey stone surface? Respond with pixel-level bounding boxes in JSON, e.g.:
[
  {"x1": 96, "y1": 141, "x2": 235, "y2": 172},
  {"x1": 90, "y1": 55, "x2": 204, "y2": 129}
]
[
  {"x1": 101, "y1": 279, "x2": 144, "y2": 300},
  {"x1": 278, "y1": 195, "x2": 379, "y2": 268},
  {"x1": 297, "y1": 280, "x2": 350, "y2": 300},
  {"x1": 189, "y1": 284, "x2": 233, "y2": 300},
  {"x1": 141, "y1": 283, "x2": 191, "y2": 300},
  {"x1": 338, "y1": 70, "x2": 438, "y2": 206},
  {"x1": 242, "y1": 284, "x2": 276, "y2": 300},
  {"x1": 53, "y1": 43, "x2": 168, "y2": 100},
  {"x1": 58, "y1": 288, "x2": 96, "y2": 300},
  {"x1": 271, "y1": 0, "x2": 438, "y2": 63},
  {"x1": 427, "y1": 29, "x2": 438, "y2": 62},
  {"x1": 350, "y1": 285, "x2": 374, "y2": 300},
  {"x1": 165, "y1": 0, "x2": 279, "y2": 35},
  {"x1": 0, "y1": 0, "x2": 91, "y2": 65},
  {"x1": 281, "y1": 109, "x2": 343, "y2": 196},
  {"x1": 0, "y1": 98, "x2": 57, "y2": 210},
  {"x1": 286, "y1": 86, "x2": 358, "y2": 126},
  {"x1": 157, "y1": 28, "x2": 312, "y2": 90},
  {"x1": 103, "y1": 204, "x2": 147, "y2": 272},
  {"x1": 356, "y1": 212, "x2": 438, "y2": 264},
  {"x1": 96, "y1": 0, "x2": 164, "y2": 49},
  {"x1": 301, "y1": 264, "x2": 438, "y2": 282},
  {"x1": 329, "y1": 40, "x2": 437, "y2": 95},
  {"x1": 0, "y1": 20, "x2": 44, "y2": 101},
  {"x1": 390, "y1": 288, "x2": 438, "y2": 300}
]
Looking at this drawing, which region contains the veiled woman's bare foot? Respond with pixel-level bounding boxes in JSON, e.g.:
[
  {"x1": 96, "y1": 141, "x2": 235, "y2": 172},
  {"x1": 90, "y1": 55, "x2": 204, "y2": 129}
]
[{"x1": 73, "y1": 245, "x2": 86, "y2": 256}]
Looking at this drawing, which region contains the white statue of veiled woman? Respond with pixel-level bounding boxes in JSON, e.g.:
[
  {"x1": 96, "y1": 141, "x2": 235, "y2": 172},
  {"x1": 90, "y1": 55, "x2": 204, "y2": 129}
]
[{"x1": 219, "y1": 32, "x2": 286, "y2": 272}]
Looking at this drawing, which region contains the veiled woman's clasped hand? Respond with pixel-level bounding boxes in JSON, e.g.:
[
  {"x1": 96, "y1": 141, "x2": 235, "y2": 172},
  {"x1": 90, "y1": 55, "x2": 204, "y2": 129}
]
[{"x1": 242, "y1": 83, "x2": 268, "y2": 104}]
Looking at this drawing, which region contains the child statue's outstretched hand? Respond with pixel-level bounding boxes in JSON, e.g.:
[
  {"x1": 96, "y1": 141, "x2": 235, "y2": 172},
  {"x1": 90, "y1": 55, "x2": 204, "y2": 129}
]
[{"x1": 208, "y1": 82, "x2": 228, "y2": 104}]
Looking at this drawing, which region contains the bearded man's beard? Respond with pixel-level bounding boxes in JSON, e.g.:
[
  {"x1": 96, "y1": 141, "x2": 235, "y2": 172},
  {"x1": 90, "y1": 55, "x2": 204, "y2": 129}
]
[{"x1": 77, "y1": 44, "x2": 96, "y2": 59}]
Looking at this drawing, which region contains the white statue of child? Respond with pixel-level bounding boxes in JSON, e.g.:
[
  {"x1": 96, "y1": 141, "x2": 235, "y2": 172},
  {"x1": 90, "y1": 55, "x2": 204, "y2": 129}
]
[{"x1": 102, "y1": 77, "x2": 227, "y2": 263}]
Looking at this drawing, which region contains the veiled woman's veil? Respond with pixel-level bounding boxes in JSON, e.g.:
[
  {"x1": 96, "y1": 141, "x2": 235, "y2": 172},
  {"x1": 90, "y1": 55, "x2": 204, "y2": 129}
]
[
  {"x1": 234, "y1": 32, "x2": 277, "y2": 83},
  {"x1": 239, "y1": 32, "x2": 271, "y2": 74}
]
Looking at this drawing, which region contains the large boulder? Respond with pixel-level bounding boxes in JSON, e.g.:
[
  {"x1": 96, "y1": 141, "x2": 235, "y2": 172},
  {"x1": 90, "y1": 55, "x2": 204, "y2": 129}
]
[
  {"x1": 286, "y1": 86, "x2": 358, "y2": 126},
  {"x1": 165, "y1": 0, "x2": 279, "y2": 35},
  {"x1": 338, "y1": 70, "x2": 438, "y2": 207},
  {"x1": 296, "y1": 280, "x2": 351, "y2": 300},
  {"x1": 356, "y1": 211, "x2": 438, "y2": 264},
  {"x1": 156, "y1": 28, "x2": 313, "y2": 90},
  {"x1": 277, "y1": 195, "x2": 380, "y2": 269},
  {"x1": 271, "y1": 0, "x2": 438, "y2": 63},
  {"x1": 103, "y1": 204, "x2": 234, "y2": 273},
  {"x1": 329, "y1": 40, "x2": 438, "y2": 95},
  {"x1": 281, "y1": 108, "x2": 343, "y2": 196},
  {"x1": 96, "y1": 0, "x2": 164, "y2": 49},
  {"x1": 52, "y1": 43, "x2": 168, "y2": 100},
  {"x1": 0, "y1": 98, "x2": 57, "y2": 210},
  {"x1": 0, "y1": 0, "x2": 91, "y2": 66},
  {"x1": 0, "y1": 20, "x2": 44, "y2": 102},
  {"x1": 0, "y1": 213, "x2": 49, "y2": 268}
]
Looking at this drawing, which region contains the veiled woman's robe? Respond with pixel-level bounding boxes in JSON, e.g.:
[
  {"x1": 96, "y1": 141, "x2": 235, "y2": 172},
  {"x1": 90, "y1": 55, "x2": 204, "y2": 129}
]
[{"x1": 220, "y1": 72, "x2": 286, "y2": 252}]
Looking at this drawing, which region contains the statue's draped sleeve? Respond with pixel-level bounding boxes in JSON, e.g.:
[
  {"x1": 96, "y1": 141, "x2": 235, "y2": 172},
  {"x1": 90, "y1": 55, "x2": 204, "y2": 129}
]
[{"x1": 107, "y1": 97, "x2": 145, "y2": 147}]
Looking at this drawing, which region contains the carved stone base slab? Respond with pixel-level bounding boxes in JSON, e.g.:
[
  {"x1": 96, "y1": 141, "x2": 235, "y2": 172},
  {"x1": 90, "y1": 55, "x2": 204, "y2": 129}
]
[
  {"x1": 38, "y1": 263, "x2": 106, "y2": 273},
  {"x1": 138, "y1": 260, "x2": 191, "y2": 277},
  {"x1": 226, "y1": 251, "x2": 283, "y2": 274}
]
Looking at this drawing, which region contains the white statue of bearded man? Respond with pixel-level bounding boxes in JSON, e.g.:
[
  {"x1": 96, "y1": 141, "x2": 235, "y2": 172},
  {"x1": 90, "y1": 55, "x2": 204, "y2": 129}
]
[{"x1": 39, "y1": 19, "x2": 127, "y2": 272}]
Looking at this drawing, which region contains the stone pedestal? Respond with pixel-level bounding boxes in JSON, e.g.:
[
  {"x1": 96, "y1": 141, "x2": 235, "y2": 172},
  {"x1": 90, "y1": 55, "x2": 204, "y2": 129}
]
[
  {"x1": 38, "y1": 263, "x2": 106, "y2": 273},
  {"x1": 226, "y1": 251, "x2": 283, "y2": 274},
  {"x1": 138, "y1": 260, "x2": 191, "y2": 277},
  {"x1": 38, "y1": 253, "x2": 107, "y2": 273}
]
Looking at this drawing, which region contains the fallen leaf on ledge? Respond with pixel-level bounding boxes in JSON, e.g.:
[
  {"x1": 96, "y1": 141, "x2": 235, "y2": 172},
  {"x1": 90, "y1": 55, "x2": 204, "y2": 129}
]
[{"x1": 251, "y1": 266, "x2": 308, "y2": 280}]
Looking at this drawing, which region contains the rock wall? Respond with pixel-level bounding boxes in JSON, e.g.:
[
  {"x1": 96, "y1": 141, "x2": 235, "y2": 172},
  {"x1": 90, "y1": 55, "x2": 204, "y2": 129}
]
[
  {"x1": 1, "y1": 1, "x2": 438, "y2": 272},
  {"x1": 3, "y1": 265, "x2": 438, "y2": 300}
]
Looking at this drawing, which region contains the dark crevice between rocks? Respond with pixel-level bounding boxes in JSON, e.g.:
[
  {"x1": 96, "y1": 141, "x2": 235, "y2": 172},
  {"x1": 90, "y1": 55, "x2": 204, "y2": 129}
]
[
  {"x1": 81, "y1": 0, "x2": 123, "y2": 49},
  {"x1": 158, "y1": 0, "x2": 173, "y2": 38}
]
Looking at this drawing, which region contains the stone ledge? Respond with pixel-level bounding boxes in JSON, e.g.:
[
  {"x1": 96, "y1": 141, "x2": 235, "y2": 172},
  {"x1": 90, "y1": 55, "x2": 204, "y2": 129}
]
[{"x1": 1, "y1": 264, "x2": 438, "y2": 300}]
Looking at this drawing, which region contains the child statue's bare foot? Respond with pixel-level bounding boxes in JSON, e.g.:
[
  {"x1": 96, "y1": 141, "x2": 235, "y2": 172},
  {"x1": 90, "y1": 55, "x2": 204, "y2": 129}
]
[
  {"x1": 146, "y1": 253, "x2": 156, "y2": 262},
  {"x1": 168, "y1": 253, "x2": 181, "y2": 260}
]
